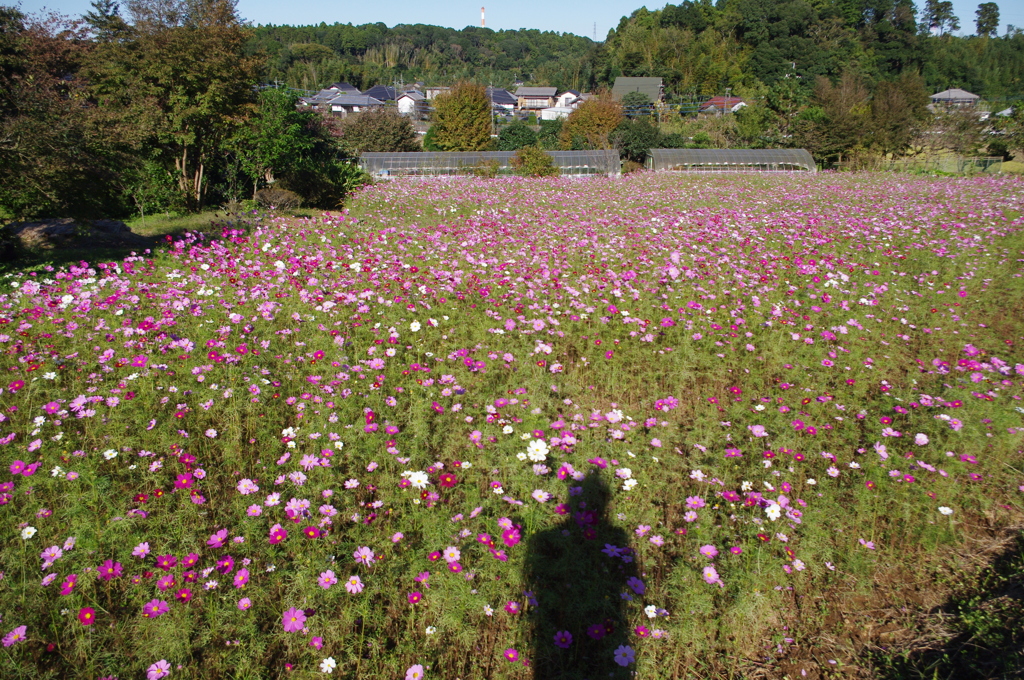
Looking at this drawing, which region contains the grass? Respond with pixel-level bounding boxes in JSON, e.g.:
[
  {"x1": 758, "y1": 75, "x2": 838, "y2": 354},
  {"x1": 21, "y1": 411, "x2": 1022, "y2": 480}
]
[{"x1": 0, "y1": 172, "x2": 1022, "y2": 679}]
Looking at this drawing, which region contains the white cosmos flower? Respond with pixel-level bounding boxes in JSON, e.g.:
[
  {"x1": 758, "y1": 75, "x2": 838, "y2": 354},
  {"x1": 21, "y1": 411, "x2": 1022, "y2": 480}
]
[
  {"x1": 21, "y1": 526, "x2": 37, "y2": 539},
  {"x1": 409, "y1": 321, "x2": 421, "y2": 332},
  {"x1": 407, "y1": 471, "x2": 429, "y2": 489},
  {"x1": 938, "y1": 506, "x2": 954, "y2": 516},
  {"x1": 102, "y1": 449, "x2": 117, "y2": 460},
  {"x1": 526, "y1": 439, "x2": 549, "y2": 462}
]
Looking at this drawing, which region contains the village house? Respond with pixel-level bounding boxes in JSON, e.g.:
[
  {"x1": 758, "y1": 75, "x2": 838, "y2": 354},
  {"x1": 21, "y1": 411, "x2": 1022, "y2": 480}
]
[{"x1": 515, "y1": 86, "x2": 557, "y2": 110}]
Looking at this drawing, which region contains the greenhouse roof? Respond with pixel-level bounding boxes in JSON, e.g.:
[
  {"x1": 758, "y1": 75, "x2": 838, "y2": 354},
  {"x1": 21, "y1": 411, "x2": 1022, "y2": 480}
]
[
  {"x1": 648, "y1": 148, "x2": 816, "y2": 172},
  {"x1": 358, "y1": 150, "x2": 621, "y2": 177}
]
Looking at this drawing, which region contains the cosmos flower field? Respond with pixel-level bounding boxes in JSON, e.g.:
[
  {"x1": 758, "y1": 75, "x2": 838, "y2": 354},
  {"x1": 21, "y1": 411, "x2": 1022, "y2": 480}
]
[{"x1": 1, "y1": 172, "x2": 1023, "y2": 679}]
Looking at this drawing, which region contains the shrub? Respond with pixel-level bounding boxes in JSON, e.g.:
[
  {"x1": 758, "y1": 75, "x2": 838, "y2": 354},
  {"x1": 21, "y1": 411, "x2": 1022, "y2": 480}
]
[
  {"x1": 254, "y1": 187, "x2": 302, "y2": 210},
  {"x1": 510, "y1": 145, "x2": 558, "y2": 177},
  {"x1": 337, "y1": 108, "x2": 420, "y2": 155}
]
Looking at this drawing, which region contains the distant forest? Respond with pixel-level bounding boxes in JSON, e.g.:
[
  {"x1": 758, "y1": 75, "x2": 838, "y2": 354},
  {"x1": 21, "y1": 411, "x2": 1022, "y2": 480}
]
[{"x1": 250, "y1": 0, "x2": 1024, "y2": 101}]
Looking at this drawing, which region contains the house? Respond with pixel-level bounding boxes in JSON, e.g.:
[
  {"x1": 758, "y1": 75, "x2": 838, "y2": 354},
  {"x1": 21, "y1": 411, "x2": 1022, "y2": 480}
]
[
  {"x1": 555, "y1": 90, "x2": 581, "y2": 108},
  {"x1": 425, "y1": 86, "x2": 450, "y2": 100},
  {"x1": 611, "y1": 77, "x2": 663, "y2": 103},
  {"x1": 700, "y1": 96, "x2": 747, "y2": 114},
  {"x1": 486, "y1": 86, "x2": 518, "y2": 111},
  {"x1": 326, "y1": 94, "x2": 384, "y2": 117},
  {"x1": 362, "y1": 85, "x2": 397, "y2": 102},
  {"x1": 396, "y1": 91, "x2": 427, "y2": 117},
  {"x1": 516, "y1": 86, "x2": 557, "y2": 110},
  {"x1": 326, "y1": 82, "x2": 361, "y2": 95},
  {"x1": 930, "y1": 88, "x2": 979, "y2": 107},
  {"x1": 540, "y1": 106, "x2": 573, "y2": 121}
]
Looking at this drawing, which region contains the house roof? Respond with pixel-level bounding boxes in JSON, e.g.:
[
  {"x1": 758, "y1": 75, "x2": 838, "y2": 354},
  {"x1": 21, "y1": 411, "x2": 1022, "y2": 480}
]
[
  {"x1": 328, "y1": 82, "x2": 360, "y2": 93},
  {"x1": 516, "y1": 86, "x2": 557, "y2": 97},
  {"x1": 327, "y1": 95, "x2": 384, "y2": 107},
  {"x1": 702, "y1": 96, "x2": 745, "y2": 107},
  {"x1": 701, "y1": 96, "x2": 746, "y2": 111},
  {"x1": 362, "y1": 85, "x2": 397, "y2": 101},
  {"x1": 558, "y1": 90, "x2": 581, "y2": 97},
  {"x1": 486, "y1": 87, "x2": 518, "y2": 105},
  {"x1": 397, "y1": 91, "x2": 425, "y2": 101},
  {"x1": 611, "y1": 77, "x2": 663, "y2": 101},
  {"x1": 931, "y1": 88, "x2": 979, "y2": 101}
]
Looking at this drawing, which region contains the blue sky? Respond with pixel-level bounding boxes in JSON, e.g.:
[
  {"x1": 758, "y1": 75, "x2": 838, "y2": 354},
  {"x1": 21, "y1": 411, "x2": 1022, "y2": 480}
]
[{"x1": 14, "y1": 0, "x2": 1024, "y2": 38}]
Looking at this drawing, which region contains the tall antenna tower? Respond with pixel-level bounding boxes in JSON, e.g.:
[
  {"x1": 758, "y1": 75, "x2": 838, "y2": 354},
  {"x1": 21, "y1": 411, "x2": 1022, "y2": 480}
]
[
  {"x1": 481, "y1": 7, "x2": 485, "y2": 27},
  {"x1": 594, "y1": 22, "x2": 597, "y2": 40}
]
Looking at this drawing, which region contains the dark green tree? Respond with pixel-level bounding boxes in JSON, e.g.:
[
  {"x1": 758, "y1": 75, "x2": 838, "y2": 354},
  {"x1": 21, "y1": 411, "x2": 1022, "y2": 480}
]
[
  {"x1": 0, "y1": 10, "x2": 133, "y2": 218},
  {"x1": 496, "y1": 120, "x2": 537, "y2": 150},
  {"x1": 83, "y1": 0, "x2": 128, "y2": 41},
  {"x1": 975, "y1": 3, "x2": 1000, "y2": 37},
  {"x1": 612, "y1": 116, "x2": 659, "y2": 163},
  {"x1": 922, "y1": 0, "x2": 960, "y2": 35},
  {"x1": 621, "y1": 90, "x2": 653, "y2": 118}
]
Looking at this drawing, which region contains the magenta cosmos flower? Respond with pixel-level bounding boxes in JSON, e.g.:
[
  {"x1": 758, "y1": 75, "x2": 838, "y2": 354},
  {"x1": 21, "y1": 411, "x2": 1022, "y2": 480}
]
[
  {"x1": 282, "y1": 607, "x2": 306, "y2": 632},
  {"x1": 553, "y1": 630, "x2": 572, "y2": 648}
]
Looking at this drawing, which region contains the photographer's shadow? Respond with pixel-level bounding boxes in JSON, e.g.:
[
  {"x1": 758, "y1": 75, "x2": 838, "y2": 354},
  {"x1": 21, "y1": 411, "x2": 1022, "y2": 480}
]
[{"x1": 525, "y1": 472, "x2": 637, "y2": 679}]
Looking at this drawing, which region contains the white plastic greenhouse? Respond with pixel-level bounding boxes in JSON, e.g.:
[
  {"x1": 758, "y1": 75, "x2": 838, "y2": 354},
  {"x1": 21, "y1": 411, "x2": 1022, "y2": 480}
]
[
  {"x1": 358, "y1": 150, "x2": 622, "y2": 178},
  {"x1": 646, "y1": 148, "x2": 817, "y2": 173}
]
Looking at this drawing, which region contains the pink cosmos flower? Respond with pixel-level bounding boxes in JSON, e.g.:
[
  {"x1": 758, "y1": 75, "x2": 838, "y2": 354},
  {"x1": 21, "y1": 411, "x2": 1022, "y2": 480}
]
[
  {"x1": 345, "y1": 575, "x2": 364, "y2": 594},
  {"x1": 282, "y1": 607, "x2": 306, "y2": 632},
  {"x1": 353, "y1": 546, "x2": 374, "y2": 564},
  {"x1": 318, "y1": 570, "x2": 338, "y2": 589},
  {"x1": 146, "y1": 660, "x2": 171, "y2": 680}
]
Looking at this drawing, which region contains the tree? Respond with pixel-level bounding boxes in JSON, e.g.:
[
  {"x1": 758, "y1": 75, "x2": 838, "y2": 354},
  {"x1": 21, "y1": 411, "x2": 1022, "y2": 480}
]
[
  {"x1": 922, "y1": 0, "x2": 960, "y2": 35},
  {"x1": 430, "y1": 81, "x2": 492, "y2": 151},
  {"x1": 621, "y1": 90, "x2": 653, "y2": 118},
  {"x1": 0, "y1": 10, "x2": 133, "y2": 218},
  {"x1": 975, "y1": 3, "x2": 999, "y2": 37},
  {"x1": 794, "y1": 71, "x2": 871, "y2": 165},
  {"x1": 496, "y1": 120, "x2": 537, "y2": 151},
  {"x1": 869, "y1": 74, "x2": 930, "y2": 157},
  {"x1": 336, "y1": 107, "x2": 419, "y2": 154},
  {"x1": 85, "y1": 0, "x2": 261, "y2": 211},
  {"x1": 612, "y1": 117, "x2": 659, "y2": 163},
  {"x1": 83, "y1": 0, "x2": 128, "y2": 41},
  {"x1": 559, "y1": 95, "x2": 622, "y2": 150},
  {"x1": 233, "y1": 88, "x2": 323, "y2": 198}
]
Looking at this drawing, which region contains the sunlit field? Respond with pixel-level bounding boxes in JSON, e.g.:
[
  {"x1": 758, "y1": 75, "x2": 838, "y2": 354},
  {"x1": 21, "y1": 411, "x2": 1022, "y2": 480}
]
[{"x1": 1, "y1": 172, "x2": 1023, "y2": 679}]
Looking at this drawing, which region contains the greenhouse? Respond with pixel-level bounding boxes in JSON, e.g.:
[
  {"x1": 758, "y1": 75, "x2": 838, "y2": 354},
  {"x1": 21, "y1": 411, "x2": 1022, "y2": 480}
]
[
  {"x1": 646, "y1": 148, "x2": 817, "y2": 173},
  {"x1": 358, "y1": 150, "x2": 622, "y2": 178}
]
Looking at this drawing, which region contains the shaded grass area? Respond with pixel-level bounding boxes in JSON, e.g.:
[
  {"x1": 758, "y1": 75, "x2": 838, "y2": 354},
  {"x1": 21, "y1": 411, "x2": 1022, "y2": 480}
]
[{"x1": 867, "y1": 527, "x2": 1024, "y2": 679}]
